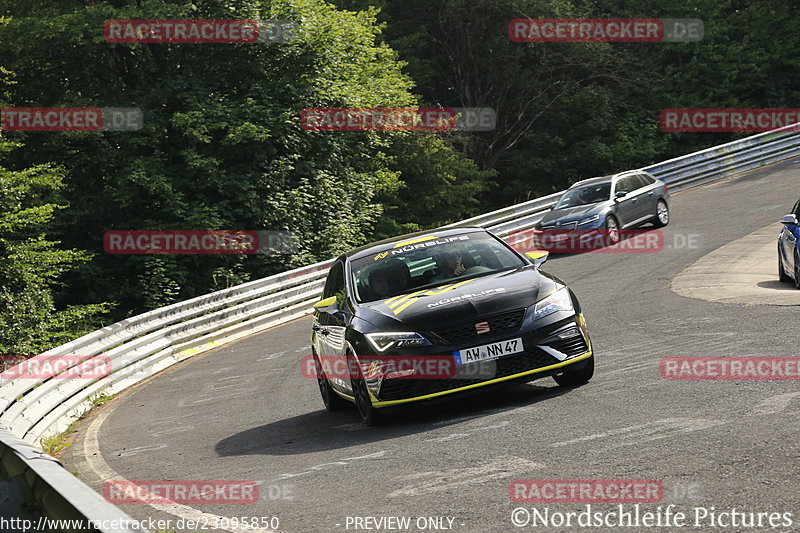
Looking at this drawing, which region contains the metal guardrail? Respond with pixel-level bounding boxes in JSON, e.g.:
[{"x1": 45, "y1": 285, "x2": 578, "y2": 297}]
[
  {"x1": 0, "y1": 426, "x2": 146, "y2": 532},
  {"x1": 457, "y1": 124, "x2": 800, "y2": 237},
  {"x1": 2, "y1": 124, "x2": 800, "y2": 527}
]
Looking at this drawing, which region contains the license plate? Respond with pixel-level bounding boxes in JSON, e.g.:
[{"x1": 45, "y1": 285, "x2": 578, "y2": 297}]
[{"x1": 454, "y1": 338, "x2": 523, "y2": 365}]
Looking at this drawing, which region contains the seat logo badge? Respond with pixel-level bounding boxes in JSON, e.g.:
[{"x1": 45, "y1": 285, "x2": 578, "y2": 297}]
[{"x1": 475, "y1": 321, "x2": 490, "y2": 334}]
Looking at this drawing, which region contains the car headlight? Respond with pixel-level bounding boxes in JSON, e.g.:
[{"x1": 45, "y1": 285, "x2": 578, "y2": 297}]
[
  {"x1": 531, "y1": 287, "x2": 574, "y2": 321},
  {"x1": 364, "y1": 332, "x2": 432, "y2": 352},
  {"x1": 577, "y1": 214, "x2": 600, "y2": 225}
]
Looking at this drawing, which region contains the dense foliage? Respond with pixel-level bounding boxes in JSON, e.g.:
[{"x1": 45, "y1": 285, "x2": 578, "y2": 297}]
[{"x1": 1, "y1": 0, "x2": 797, "y2": 351}]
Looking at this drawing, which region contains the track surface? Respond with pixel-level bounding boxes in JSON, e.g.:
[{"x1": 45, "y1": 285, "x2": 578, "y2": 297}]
[
  {"x1": 66, "y1": 160, "x2": 800, "y2": 533},
  {"x1": 672, "y1": 222, "x2": 800, "y2": 305}
]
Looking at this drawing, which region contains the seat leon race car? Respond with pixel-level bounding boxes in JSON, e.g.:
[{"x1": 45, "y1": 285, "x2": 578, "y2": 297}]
[{"x1": 310, "y1": 227, "x2": 594, "y2": 425}]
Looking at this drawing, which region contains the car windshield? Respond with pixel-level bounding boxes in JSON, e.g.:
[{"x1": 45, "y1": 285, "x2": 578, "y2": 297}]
[
  {"x1": 554, "y1": 182, "x2": 611, "y2": 209},
  {"x1": 349, "y1": 232, "x2": 525, "y2": 303}
]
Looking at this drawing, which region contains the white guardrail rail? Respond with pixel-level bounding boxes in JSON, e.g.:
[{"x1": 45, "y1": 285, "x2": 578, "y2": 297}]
[{"x1": 2, "y1": 124, "x2": 800, "y2": 529}]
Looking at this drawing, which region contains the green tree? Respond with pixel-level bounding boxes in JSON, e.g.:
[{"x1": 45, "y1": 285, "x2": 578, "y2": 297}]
[
  {"x1": 0, "y1": 0, "x2": 489, "y2": 319},
  {"x1": 0, "y1": 134, "x2": 112, "y2": 354},
  {"x1": 334, "y1": 0, "x2": 800, "y2": 205},
  {"x1": 373, "y1": 134, "x2": 493, "y2": 238}
]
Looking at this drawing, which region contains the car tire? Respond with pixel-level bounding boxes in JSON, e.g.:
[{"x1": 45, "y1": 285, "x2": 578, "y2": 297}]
[
  {"x1": 605, "y1": 216, "x2": 620, "y2": 245},
  {"x1": 553, "y1": 356, "x2": 594, "y2": 387},
  {"x1": 779, "y1": 250, "x2": 792, "y2": 283},
  {"x1": 795, "y1": 251, "x2": 800, "y2": 290},
  {"x1": 653, "y1": 200, "x2": 670, "y2": 228},
  {"x1": 314, "y1": 353, "x2": 349, "y2": 412},
  {"x1": 349, "y1": 355, "x2": 382, "y2": 426}
]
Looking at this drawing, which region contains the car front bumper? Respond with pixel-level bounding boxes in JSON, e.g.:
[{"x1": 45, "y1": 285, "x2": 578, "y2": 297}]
[{"x1": 364, "y1": 312, "x2": 593, "y2": 407}]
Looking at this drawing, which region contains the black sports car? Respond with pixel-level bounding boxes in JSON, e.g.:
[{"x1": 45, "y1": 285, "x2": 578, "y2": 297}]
[{"x1": 310, "y1": 226, "x2": 594, "y2": 425}]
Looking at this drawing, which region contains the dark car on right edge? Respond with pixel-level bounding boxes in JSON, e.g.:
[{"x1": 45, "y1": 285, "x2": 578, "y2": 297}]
[
  {"x1": 778, "y1": 198, "x2": 800, "y2": 289},
  {"x1": 535, "y1": 170, "x2": 670, "y2": 246}
]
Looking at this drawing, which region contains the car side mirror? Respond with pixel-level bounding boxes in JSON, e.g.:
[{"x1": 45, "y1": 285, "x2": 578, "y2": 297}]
[
  {"x1": 313, "y1": 296, "x2": 338, "y2": 314},
  {"x1": 525, "y1": 251, "x2": 549, "y2": 268},
  {"x1": 780, "y1": 214, "x2": 798, "y2": 225},
  {"x1": 615, "y1": 191, "x2": 627, "y2": 199}
]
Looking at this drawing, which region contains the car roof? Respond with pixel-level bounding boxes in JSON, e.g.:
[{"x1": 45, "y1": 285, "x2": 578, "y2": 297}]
[
  {"x1": 567, "y1": 169, "x2": 652, "y2": 189},
  {"x1": 568, "y1": 175, "x2": 613, "y2": 188},
  {"x1": 344, "y1": 226, "x2": 488, "y2": 261}
]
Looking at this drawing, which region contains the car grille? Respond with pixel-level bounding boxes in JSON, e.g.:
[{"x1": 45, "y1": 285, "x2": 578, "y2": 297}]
[
  {"x1": 431, "y1": 309, "x2": 525, "y2": 346},
  {"x1": 377, "y1": 347, "x2": 560, "y2": 402},
  {"x1": 542, "y1": 221, "x2": 578, "y2": 230}
]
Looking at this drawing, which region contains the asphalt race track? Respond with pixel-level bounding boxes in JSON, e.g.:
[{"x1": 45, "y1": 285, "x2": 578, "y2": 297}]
[{"x1": 65, "y1": 159, "x2": 800, "y2": 533}]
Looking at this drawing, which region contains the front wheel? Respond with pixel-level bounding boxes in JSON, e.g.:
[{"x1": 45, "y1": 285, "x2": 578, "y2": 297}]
[
  {"x1": 795, "y1": 251, "x2": 800, "y2": 290},
  {"x1": 315, "y1": 354, "x2": 349, "y2": 412},
  {"x1": 653, "y1": 200, "x2": 670, "y2": 228},
  {"x1": 350, "y1": 356, "x2": 382, "y2": 426},
  {"x1": 553, "y1": 357, "x2": 594, "y2": 387},
  {"x1": 778, "y1": 251, "x2": 792, "y2": 283},
  {"x1": 352, "y1": 378, "x2": 382, "y2": 425}
]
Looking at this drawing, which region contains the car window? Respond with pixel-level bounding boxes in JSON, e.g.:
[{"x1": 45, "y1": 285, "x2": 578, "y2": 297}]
[
  {"x1": 322, "y1": 261, "x2": 346, "y2": 306},
  {"x1": 615, "y1": 176, "x2": 636, "y2": 193},
  {"x1": 627, "y1": 175, "x2": 647, "y2": 190},
  {"x1": 349, "y1": 232, "x2": 525, "y2": 303},
  {"x1": 553, "y1": 182, "x2": 612, "y2": 209},
  {"x1": 636, "y1": 173, "x2": 655, "y2": 186}
]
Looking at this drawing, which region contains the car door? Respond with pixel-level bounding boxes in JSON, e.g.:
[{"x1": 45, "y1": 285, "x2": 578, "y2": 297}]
[
  {"x1": 635, "y1": 173, "x2": 659, "y2": 215},
  {"x1": 626, "y1": 174, "x2": 654, "y2": 224},
  {"x1": 780, "y1": 200, "x2": 800, "y2": 272},
  {"x1": 613, "y1": 176, "x2": 644, "y2": 226},
  {"x1": 313, "y1": 273, "x2": 332, "y2": 357},
  {"x1": 314, "y1": 260, "x2": 353, "y2": 394}
]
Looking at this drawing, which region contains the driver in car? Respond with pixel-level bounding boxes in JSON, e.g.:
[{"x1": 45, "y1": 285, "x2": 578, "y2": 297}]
[
  {"x1": 368, "y1": 259, "x2": 410, "y2": 298},
  {"x1": 431, "y1": 247, "x2": 467, "y2": 282}
]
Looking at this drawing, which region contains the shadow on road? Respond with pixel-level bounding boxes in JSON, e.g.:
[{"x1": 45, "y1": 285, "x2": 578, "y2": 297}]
[
  {"x1": 756, "y1": 280, "x2": 799, "y2": 291},
  {"x1": 214, "y1": 381, "x2": 576, "y2": 457}
]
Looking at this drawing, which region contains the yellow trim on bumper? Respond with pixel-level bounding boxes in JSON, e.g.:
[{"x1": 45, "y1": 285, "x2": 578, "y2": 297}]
[
  {"x1": 372, "y1": 349, "x2": 593, "y2": 407},
  {"x1": 332, "y1": 391, "x2": 355, "y2": 403}
]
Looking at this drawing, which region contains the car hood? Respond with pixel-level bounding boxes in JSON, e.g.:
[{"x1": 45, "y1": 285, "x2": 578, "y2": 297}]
[
  {"x1": 540, "y1": 203, "x2": 606, "y2": 225},
  {"x1": 357, "y1": 267, "x2": 560, "y2": 331}
]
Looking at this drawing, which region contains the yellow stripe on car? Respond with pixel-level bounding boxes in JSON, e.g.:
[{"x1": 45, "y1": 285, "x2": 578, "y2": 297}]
[
  {"x1": 384, "y1": 279, "x2": 475, "y2": 315},
  {"x1": 387, "y1": 288, "x2": 430, "y2": 309},
  {"x1": 392, "y1": 235, "x2": 440, "y2": 248},
  {"x1": 372, "y1": 350, "x2": 593, "y2": 407}
]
